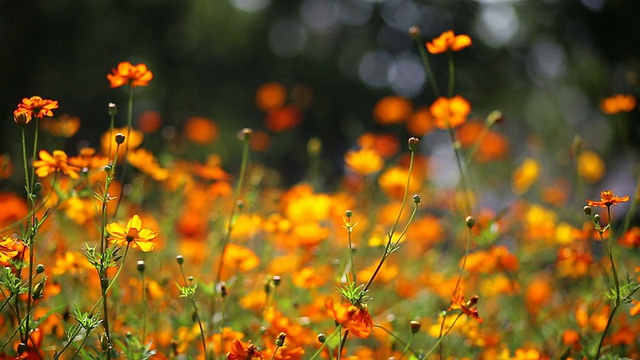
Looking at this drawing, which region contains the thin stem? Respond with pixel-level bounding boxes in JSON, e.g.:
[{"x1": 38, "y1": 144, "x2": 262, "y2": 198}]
[
  {"x1": 413, "y1": 33, "x2": 440, "y2": 98},
  {"x1": 363, "y1": 150, "x2": 416, "y2": 294},
  {"x1": 211, "y1": 132, "x2": 252, "y2": 336},
  {"x1": 425, "y1": 313, "x2": 463, "y2": 359},
  {"x1": 336, "y1": 329, "x2": 349, "y2": 360},
  {"x1": 141, "y1": 271, "x2": 147, "y2": 344},
  {"x1": 595, "y1": 205, "x2": 620, "y2": 359},
  {"x1": 309, "y1": 326, "x2": 342, "y2": 360},
  {"x1": 398, "y1": 332, "x2": 415, "y2": 360},
  {"x1": 113, "y1": 84, "x2": 134, "y2": 220},
  {"x1": 447, "y1": 51, "x2": 455, "y2": 98},
  {"x1": 179, "y1": 263, "x2": 207, "y2": 358}
]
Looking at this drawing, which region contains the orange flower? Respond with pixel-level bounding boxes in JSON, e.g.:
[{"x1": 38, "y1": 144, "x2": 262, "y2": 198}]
[
  {"x1": 222, "y1": 243, "x2": 260, "y2": 273},
  {"x1": 256, "y1": 82, "x2": 287, "y2": 112},
  {"x1": 325, "y1": 298, "x2": 374, "y2": 338},
  {"x1": 406, "y1": 107, "x2": 435, "y2": 136},
  {"x1": 0, "y1": 154, "x2": 12, "y2": 179},
  {"x1": 106, "y1": 214, "x2": 158, "y2": 252},
  {"x1": 429, "y1": 96, "x2": 471, "y2": 129},
  {"x1": 265, "y1": 106, "x2": 302, "y2": 132},
  {"x1": 68, "y1": 148, "x2": 109, "y2": 171},
  {"x1": 587, "y1": 190, "x2": 630, "y2": 208},
  {"x1": 426, "y1": 30, "x2": 472, "y2": 54},
  {"x1": 448, "y1": 286, "x2": 483, "y2": 323},
  {"x1": 13, "y1": 96, "x2": 59, "y2": 125},
  {"x1": 184, "y1": 116, "x2": 219, "y2": 144},
  {"x1": 127, "y1": 148, "x2": 169, "y2": 181},
  {"x1": 600, "y1": 94, "x2": 636, "y2": 114},
  {"x1": 345, "y1": 148, "x2": 384, "y2": 175},
  {"x1": 40, "y1": 114, "x2": 81, "y2": 138},
  {"x1": 631, "y1": 300, "x2": 640, "y2": 316},
  {"x1": 373, "y1": 96, "x2": 412, "y2": 125},
  {"x1": 136, "y1": 110, "x2": 162, "y2": 133},
  {"x1": 227, "y1": 339, "x2": 262, "y2": 360},
  {"x1": 107, "y1": 61, "x2": 153, "y2": 88},
  {"x1": 33, "y1": 150, "x2": 81, "y2": 179}
]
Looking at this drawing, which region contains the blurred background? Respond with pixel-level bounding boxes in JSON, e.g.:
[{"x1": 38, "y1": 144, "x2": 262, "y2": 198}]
[{"x1": 1, "y1": 0, "x2": 639, "y2": 189}]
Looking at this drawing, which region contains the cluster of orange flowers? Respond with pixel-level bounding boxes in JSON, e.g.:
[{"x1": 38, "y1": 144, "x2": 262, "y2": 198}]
[{"x1": 2, "y1": 27, "x2": 640, "y2": 360}]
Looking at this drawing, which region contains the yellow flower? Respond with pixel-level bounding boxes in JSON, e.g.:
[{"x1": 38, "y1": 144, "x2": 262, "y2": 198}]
[
  {"x1": 33, "y1": 150, "x2": 81, "y2": 179},
  {"x1": 512, "y1": 158, "x2": 539, "y2": 195},
  {"x1": 106, "y1": 215, "x2": 158, "y2": 252},
  {"x1": 0, "y1": 236, "x2": 20, "y2": 264},
  {"x1": 345, "y1": 148, "x2": 384, "y2": 175},
  {"x1": 577, "y1": 150, "x2": 605, "y2": 183}
]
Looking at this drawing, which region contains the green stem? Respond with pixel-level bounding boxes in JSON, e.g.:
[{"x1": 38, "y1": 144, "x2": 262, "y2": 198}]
[
  {"x1": 447, "y1": 51, "x2": 455, "y2": 98},
  {"x1": 179, "y1": 263, "x2": 208, "y2": 358},
  {"x1": 113, "y1": 84, "x2": 135, "y2": 220},
  {"x1": 425, "y1": 313, "x2": 463, "y2": 359},
  {"x1": 413, "y1": 33, "x2": 440, "y2": 98},
  {"x1": 309, "y1": 326, "x2": 342, "y2": 360},
  {"x1": 336, "y1": 329, "x2": 349, "y2": 360}
]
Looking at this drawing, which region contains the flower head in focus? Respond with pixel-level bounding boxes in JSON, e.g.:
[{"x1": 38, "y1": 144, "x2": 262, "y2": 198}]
[
  {"x1": 13, "y1": 96, "x2": 59, "y2": 125},
  {"x1": 426, "y1": 30, "x2": 472, "y2": 54},
  {"x1": 587, "y1": 190, "x2": 630, "y2": 208},
  {"x1": 227, "y1": 339, "x2": 263, "y2": 360},
  {"x1": 107, "y1": 61, "x2": 153, "y2": 88},
  {"x1": 106, "y1": 214, "x2": 158, "y2": 252}
]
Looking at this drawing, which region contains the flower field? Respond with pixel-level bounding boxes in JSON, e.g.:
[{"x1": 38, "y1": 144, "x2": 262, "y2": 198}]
[{"x1": 1, "y1": 26, "x2": 639, "y2": 360}]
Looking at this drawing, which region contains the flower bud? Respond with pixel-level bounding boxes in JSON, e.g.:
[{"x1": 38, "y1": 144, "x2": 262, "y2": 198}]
[
  {"x1": 14, "y1": 113, "x2": 31, "y2": 126},
  {"x1": 593, "y1": 214, "x2": 601, "y2": 224},
  {"x1": 32, "y1": 280, "x2": 45, "y2": 300},
  {"x1": 413, "y1": 194, "x2": 421, "y2": 204},
  {"x1": 465, "y1": 216, "x2": 476, "y2": 228},
  {"x1": 35, "y1": 264, "x2": 45, "y2": 274},
  {"x1": 345, "y1": 209, "x2": 352, "y2": 218},
  {"x1": 408, "y1": 137, "x2": 420, "y2": 152},
  {"x1": 276, "y1": 332, "x2": 286, "y2": 347},
  {"x1": 115, "y1": 133, "x2": 126, "y2": 144},
  {"x1": 100, "y1": 333, "x2": 110, "y2": 351},
  {"x1": 317, "y1": 333, "x2": 326, "y2": 343},
  {"x1": 408, "y1": 26, "x2": 420, "y2": 39},
  {"x1": 108, "y1": 103, "x2": 117, "y2": 116},
  {"x1": 188, "y1": 276, "x2": 194, "y2": 282},
  {"x1": 176, "y1": 255, "x2": 184, "y2": 265},
  {"x1": 486, "y1": 110, "x2": 503, "y2": 127},
  {"x1": 137, "y1": 260, "x2": 145, "y2": 273},
  {"x1": 17, "y1": 343, "x2": 27, "y2": 354},
  {"x1": 583, "y1": 206, "x2": 592, "y2": 216},
  {"x1": 410, "y1": 320, "x2": 421, "y2": 334},
  {"x1": 104, "y1": 164, "x2": 113, "y2": 172},
  {"x1": 101, "y1": 277, "x2": 109, "y2": 289},
  {"x1": 33, "y1": 182, "x2": 42, "y2": 194},
  {"x1": 272, "y1": 275, "x2": 281, "y2": 287},
  {"x1": 238, "y1": 128, "x2": 253, "y2": 141}
]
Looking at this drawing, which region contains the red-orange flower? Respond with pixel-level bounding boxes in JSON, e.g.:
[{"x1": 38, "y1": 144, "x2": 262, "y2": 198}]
[
  {"x1": 13, "y1": 96, "x2": 59, "y2": 125},
  {"x1": 426, "y1": 30, "x2": 472, "y2": 54},
  {"x1": 449, "y1": 286, "x2": 483, "y2": 323},
  {"x1": 33, "y1": 150, "x2": 81, "y2": 179},
  {"x1": 107, "y1": 61, "x2": 153, "y2": 88},
  {"x1": 430, "y1": 96, "x2": 471, "y2": 129},
  {"x1": 587, "y1": 190, "x2": 630, "y2": 208},
  {"x1": 227, "y1": 339, "x2": 263, "y2": 360},
  {"x1": 326, "y1": 298, "x2": 374, "y2": 338}
]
